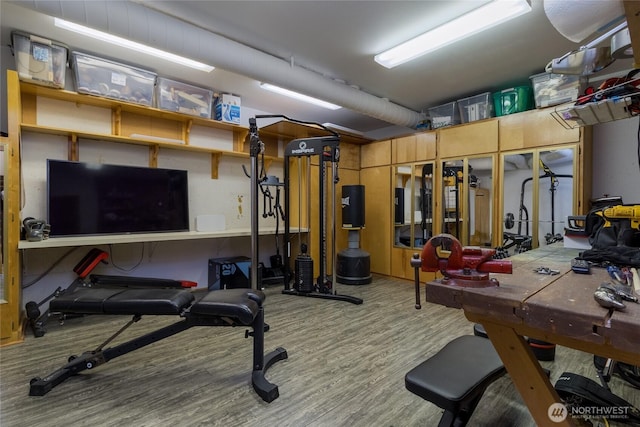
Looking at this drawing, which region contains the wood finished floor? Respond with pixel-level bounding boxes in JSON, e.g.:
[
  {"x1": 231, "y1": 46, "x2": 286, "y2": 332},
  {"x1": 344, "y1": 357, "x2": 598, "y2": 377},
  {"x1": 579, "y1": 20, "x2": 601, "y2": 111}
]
[{"x1": 1, "y1": 275, "x2": 638, "y2": 427}]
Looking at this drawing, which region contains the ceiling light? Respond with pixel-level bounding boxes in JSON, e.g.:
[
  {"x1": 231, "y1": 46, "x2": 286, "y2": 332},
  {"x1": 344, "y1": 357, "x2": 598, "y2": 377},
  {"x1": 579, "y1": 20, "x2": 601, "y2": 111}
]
[
  {"x1": 375, "y1": 0, "x2": 532, "y2": 69},
  {"x1": 260, "y1": 83, "x2": 342, "y2": 110},
  {"x1": 54, "y1": 18, "x2": 215, "y2": 72}
]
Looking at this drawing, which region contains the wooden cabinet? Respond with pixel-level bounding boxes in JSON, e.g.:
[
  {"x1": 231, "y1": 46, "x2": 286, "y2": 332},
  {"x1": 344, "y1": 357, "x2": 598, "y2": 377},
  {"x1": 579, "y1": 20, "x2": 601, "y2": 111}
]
[
  {"x1": 361, "y1": 139, "x2": 391, "y2": 168},
  {"x1": 439, "y1": 119, "x2": 498, "y2": 158},
  {"x1": 369, "y1": 109, "x2": 591, "y2": 277},
  {"x1": 392, "y1": 132, "x2": 436, "y2": 163},
  {"x1": 360, "y1": 165, "x2": 391, "y2": 276},
  {"x1": 499, "y1": 108, "x2": 581, "y2": 151}
]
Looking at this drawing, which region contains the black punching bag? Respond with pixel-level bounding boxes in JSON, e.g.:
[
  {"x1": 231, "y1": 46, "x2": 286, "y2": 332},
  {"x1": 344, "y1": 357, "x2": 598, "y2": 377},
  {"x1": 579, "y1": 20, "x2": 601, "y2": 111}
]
[
  {"x1": 342, "y1": 185, "x2": 365, "y2": 228},
  {"x1": 337, "y1": 185, "x2": 371, "y2": 285}
]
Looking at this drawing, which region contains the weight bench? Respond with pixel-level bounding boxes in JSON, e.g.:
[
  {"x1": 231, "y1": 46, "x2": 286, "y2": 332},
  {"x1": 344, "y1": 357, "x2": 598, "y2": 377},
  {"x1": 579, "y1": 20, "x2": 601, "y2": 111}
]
[
  {"x1": 29, "y1": 287, "x2": 288, "y2": 403},
  {"x1": 405, "y1": 335, "x2": 506, "y2": 427}
]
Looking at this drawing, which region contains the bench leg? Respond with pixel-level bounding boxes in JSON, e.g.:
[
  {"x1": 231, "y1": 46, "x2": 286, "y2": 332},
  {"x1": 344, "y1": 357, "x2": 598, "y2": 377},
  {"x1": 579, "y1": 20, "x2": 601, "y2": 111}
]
[{"x1": 251, "y1": 306, "x2": 288, "y2": 402}]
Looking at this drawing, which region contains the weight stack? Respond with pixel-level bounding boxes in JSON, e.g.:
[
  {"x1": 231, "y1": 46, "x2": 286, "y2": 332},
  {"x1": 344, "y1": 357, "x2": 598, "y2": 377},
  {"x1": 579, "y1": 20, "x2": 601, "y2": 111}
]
[
  {"x1": 294, "y1": 254, "x2": 314, "y2": 292},
  {"x1": 337, "y1": 185, "x2": 371, "y2": 285}
]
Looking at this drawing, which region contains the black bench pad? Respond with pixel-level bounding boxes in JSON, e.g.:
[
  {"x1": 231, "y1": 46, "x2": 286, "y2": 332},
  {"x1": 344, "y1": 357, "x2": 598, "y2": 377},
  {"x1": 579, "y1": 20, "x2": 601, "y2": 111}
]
[
  {"x1": 191, "y1": 289, "x2": 265, "y2": 325},
  {"x1": 405, "y1": 335, "x2": 505, "y2": 411},
  {"x1": 49, "y1": 288, "x2": 267, "y2": 324},
  {"x1": 50, "y1": 288, "x2": 196, "y2": 315}
]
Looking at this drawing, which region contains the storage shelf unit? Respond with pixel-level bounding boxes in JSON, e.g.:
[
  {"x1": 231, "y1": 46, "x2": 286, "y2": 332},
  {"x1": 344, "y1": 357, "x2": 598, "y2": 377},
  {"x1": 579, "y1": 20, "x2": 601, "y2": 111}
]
[
  {"x1": 552, "y1": 95, "x2": 640, "y2": 129},
  {"x1": 550, "y1": 76, "x2": 640, "y2": 129}
]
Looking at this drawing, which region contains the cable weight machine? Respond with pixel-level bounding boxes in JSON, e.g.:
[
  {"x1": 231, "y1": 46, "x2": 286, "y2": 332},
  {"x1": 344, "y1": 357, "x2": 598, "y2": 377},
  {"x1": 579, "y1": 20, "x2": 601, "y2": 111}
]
[
  {"x1": 249, "y1": 116, "x2": 362, "y2": 304},
  {"x1": 282, "y1": 133, "x2": 362, "y2": 304}
]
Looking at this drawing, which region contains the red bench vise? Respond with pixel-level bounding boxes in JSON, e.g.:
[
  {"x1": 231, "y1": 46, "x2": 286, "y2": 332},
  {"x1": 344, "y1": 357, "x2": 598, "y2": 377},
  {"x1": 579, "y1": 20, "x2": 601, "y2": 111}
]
[{"x1": 419, "y1": 234, "x2": 512, "y2": 288}]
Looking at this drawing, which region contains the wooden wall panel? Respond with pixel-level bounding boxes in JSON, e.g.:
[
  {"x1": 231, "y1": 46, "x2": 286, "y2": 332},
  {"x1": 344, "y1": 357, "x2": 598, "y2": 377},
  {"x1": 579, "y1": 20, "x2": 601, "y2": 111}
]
[
  {"x1": 361, "y1": 139, "x2": 391, "y2": 168},
  {"x1": 360, "y1": 166, "x2": 391, "y2": 275}
]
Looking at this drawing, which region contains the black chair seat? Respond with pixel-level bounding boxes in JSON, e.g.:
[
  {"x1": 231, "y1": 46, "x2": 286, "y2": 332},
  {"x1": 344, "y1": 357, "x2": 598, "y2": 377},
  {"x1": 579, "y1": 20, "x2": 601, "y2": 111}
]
[{"x1": 405, "y1": 335, "x2": 506, "y2": 427}]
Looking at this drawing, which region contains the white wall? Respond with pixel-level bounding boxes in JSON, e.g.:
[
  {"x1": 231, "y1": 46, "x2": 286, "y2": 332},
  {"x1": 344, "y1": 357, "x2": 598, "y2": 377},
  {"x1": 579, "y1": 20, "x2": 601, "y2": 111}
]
[
  {"x1": 14, "y1": 100, "x2": 287, "y2": 308},
  {"x1": 592, "y1": 116, "x2": 640, "y2": 203}
]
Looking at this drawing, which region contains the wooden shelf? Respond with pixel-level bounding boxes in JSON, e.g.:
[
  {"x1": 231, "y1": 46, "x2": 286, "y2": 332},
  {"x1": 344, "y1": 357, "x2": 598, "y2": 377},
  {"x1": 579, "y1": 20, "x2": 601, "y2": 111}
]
[
  {"x1": 20, "y1": 124, "x2": 282, "y2": 163},
  {"x1": 18, "y1": 227, "x2": 306, "y2": 249},
  {"x1": 259, "y1": 120, "x2": 373, "y2": 146},
  {"x1": 20, "y1": 83, "x2": 246, "y2": 134}
]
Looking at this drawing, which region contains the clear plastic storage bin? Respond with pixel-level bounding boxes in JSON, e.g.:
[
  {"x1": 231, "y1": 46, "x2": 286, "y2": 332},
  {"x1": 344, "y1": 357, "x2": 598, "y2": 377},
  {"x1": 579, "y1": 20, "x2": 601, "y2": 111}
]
[
  {"x1": 72, "y1": 52, "x2": 156, "y2": 106},
  {"x1": 428, "y1": 101, "x2": 460, "y2": 128},
  {"x1": 155, "y1": 77, "x2": 213, "y2": 118},
  {"x1": 457, "y1": 92, "x2": 493, "y2": 123},
  {"x1": 12, "y1": 31, "x2": 68, "y2": 89},
  {"x1": 530, "y1": 72, "x2": 583, "y2": 108}
]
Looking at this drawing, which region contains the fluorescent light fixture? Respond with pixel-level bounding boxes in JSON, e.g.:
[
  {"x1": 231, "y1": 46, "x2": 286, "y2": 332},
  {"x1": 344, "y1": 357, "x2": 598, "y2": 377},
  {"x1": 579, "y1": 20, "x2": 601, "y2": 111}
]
[
  {"x1": 54, "y1": 18, "x2": 215, "y2": 72},
  {"x1": 375, "y1": 0, "x2": 532, "y2": 69},
  {"x1": 260, "y1": 83, "x2": 341, "y2": 110}
]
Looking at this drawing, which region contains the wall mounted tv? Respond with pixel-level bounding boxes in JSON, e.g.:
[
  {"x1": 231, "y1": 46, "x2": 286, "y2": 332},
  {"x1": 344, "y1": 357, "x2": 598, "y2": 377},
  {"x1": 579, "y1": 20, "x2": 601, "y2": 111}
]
[{"x1": 47, "y1": 160, "x2": 189, "y2": 237}]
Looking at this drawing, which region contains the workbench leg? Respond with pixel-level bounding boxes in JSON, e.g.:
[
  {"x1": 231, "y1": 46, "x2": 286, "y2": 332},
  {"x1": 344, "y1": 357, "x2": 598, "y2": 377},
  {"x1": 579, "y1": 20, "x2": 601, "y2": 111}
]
[{"x1": 481, "y1": 321, "x2": 576, "y2": 427}]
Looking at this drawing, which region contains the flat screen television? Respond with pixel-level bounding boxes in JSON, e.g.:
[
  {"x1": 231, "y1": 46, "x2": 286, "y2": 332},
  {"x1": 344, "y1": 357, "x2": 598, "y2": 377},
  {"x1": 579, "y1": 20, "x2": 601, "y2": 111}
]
[{"x1": 47, "y1": 160, "x2": 189, "y2": 237}]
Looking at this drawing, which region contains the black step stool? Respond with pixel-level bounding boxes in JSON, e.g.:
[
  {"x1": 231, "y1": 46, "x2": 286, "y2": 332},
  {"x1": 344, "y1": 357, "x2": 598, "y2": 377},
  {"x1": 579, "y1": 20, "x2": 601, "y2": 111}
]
[{"x1": 405, "y1": 335, "x2": 506, "y2": 427}]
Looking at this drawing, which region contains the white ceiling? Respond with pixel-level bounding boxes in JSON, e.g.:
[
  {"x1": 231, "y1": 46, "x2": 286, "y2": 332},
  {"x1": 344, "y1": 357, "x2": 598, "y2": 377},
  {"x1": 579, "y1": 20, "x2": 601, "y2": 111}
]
[{"x1": 1, "y1": 0, "x2": 635, "y2": 140}]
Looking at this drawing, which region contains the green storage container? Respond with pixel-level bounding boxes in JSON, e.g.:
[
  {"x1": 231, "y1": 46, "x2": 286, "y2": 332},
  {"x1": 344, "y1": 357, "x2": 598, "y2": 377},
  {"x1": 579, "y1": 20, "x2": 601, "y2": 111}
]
[{"x1": 492, "y1": 86, "x2": 533, "y2": 116}]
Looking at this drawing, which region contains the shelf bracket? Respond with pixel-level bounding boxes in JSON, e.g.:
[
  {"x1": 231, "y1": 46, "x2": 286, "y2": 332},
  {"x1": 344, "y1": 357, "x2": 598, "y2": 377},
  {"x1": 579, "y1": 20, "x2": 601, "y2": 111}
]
[
  {"x1": 149, "y1": 145, "x2": 159, "y2": 168},
  {"x1": 183, "y1": 119, "x2": 193, "y2": 145},
  {"x1": 113, "y1": 105, "x2": 122, "y2": 136},
  {"x1": 68, "y1": 133, "x2": 78, "y2": 161},
  {"x1": 234, "y1": 129, "x2": 249, "y2": 154},
  {"x1": 211, "y1": 152, "x2": 221, "y2": 179}
]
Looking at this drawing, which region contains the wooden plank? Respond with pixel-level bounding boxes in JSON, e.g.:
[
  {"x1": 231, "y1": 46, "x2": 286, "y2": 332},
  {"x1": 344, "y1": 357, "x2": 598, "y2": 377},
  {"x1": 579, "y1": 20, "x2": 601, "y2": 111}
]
[
  {"x1": 523, "y1": 268, "x2": 609, "y2": 347},
  {"x1": 608, "y1": 306, "x2": 640, "y2": 356}
]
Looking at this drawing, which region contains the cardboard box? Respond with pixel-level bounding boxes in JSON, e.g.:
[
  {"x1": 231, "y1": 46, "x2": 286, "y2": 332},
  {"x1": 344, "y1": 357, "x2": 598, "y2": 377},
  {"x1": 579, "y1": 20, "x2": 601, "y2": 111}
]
[
  {"x1": 72, "y1": 51, "x2": 156, "y2": 106},
  {"x1": 12, "y1": 31, "x2": 68, "y2": 89},
  {"x1": 214, "y1": 93, "x2": 241, "y2": 124},
  {"x1": 156, "y1": 77, "x2": 213, "y2": 118},
  {"x1": 208, "y1": 256, "x2": 251, "y2": 290}
]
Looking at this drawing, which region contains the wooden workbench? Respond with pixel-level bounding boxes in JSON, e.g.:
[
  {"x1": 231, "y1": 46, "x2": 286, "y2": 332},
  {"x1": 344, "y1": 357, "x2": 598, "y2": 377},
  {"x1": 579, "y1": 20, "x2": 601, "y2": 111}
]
[{"x1": 424, "y1": 244, "x2": 640, "y2": 426}]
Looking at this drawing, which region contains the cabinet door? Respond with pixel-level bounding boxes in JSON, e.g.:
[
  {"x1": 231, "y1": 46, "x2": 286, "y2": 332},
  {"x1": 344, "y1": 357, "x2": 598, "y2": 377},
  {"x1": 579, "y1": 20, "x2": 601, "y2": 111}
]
[
  {"x1": 499, "y1": 108, "x2": 581, "y2": 151},
  {"x1": 439, "y1": 120, "x2": 498, "y2": 158},
  {"x1": 360, "y1": 166, "x2": 391, "y2": 275},
  {"x1": 361, "y1": 139, "x2": 391, "y2": 168},
  {"x1": 500, "y1": 146, "x2": 576, "y2": 255},
  {"x1": 393, "y1": 162, "x2": 434, "y2": 250},
  {"x1": 393, "y1": 135, "x2": 417, "y2": 164},
  {"x1": 441, "y1": 156, "x2": 495, "y2": 247}
]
